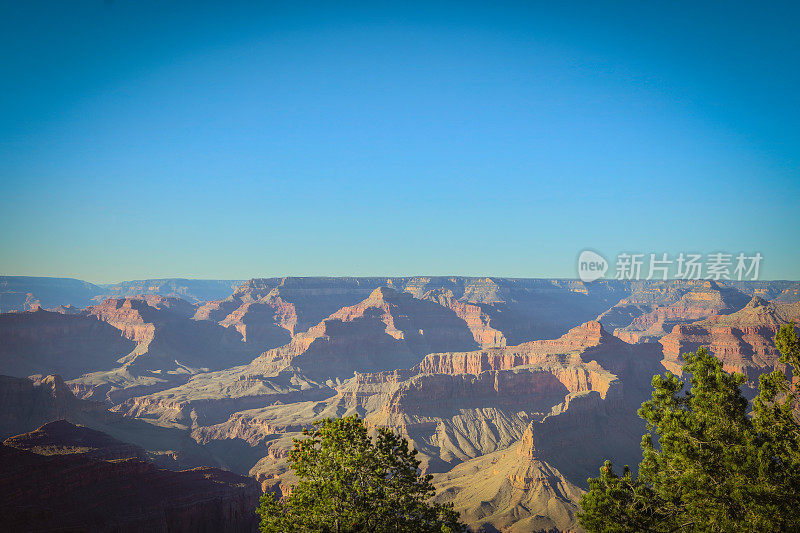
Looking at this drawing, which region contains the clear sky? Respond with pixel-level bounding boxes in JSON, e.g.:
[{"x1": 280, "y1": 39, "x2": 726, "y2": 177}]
[{"x1": 1, "y1": 1, "x2": 798, "y2": 283}]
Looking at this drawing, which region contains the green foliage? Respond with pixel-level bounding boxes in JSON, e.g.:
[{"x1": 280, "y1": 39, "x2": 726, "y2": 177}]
[
  {"x1": 256, "y1": 415, "x2": 466, "y2": 533},
  {"x1": 579, "y1": 325, "x2": 800, "y2": 532}
]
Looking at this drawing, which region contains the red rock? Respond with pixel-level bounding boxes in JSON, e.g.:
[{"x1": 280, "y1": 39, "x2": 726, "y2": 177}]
[
  {"x1": 251, "y1": 287, "x2": 479, "y2": 378},
  {"x1": 600, "y1": 280, "x2": 750, "y2": 344},
  {"x1": 659, "y1": 297, "x2": 800, "y2": 382}
]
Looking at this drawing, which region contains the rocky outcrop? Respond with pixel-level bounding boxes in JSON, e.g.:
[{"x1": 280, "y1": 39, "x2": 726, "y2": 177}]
[
  {"x1": 0, "y1": 309, "x2": 136, "y2": 379},
  {"x1": 0, "y1": 374, "x2": 114, "y2": 439},
  {"x1": 1, "y1": 295, "x2": 259, "y2": 404},
  {"x1": 195, "y1": 277, "x2": 388, "y2": 350},
  {"x1": 599, "y1": 280, "x2": 750, "y2": 344},
  {"x1": 0, "y1": 374, "x2": 230, "y2": 471},
  {"x1": 4, "y1": 419, "x2": 149, "y2": 461},
  {"x1": 421, "y1": 288, "x2": 506, "y2": 348},
  {"x1": 415, "y1": 321, "x2": 629, "y2": 383},
  {"x1": 432, "y1": 419, "x2": 585, "y2": 533},
  {"x1": 0, "y1": 431, "x2": 261, "y2": 532},
  {"x1": 69, "y1": 296, "x2": 258, "y2": 403},
  {"x1": 118, "y1": 368, "x2": 335, "y2": 430},
  {"x1": 660, "y1": 297, "x2": 800, "y2": 381},
  {"x1": 251, "y1": 287, "x2": 479, "y2": 379}
]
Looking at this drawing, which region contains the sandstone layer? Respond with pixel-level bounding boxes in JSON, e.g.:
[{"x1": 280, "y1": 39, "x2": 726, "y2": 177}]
[
  {"x1": 599, "y1": 280, "x2": 750, "y2": 344},
  {"x1": 660, "y1": 297, "x2": 800, "y2": 382},
  {"x1": 4, "y1": 277, "x2": 797, "y2": 533}
]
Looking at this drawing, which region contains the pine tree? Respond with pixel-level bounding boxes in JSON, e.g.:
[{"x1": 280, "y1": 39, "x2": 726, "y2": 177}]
[
  {"x1": 256, "y1": 415, "x2": 466, "y2": 533},
  {"x1": 579, "y1": 325, "x2": 800, "y2": 532}
]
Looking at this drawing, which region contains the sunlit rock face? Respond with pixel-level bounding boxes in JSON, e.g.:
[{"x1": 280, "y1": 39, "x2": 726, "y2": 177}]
[
  {"x1": 599, "y1": 280, "x2": 751, "y2": 344},
  {"x1": 660, "y1": 297, "x2": 800, "y2": 384},
  {"x1": 1, "y1": 276, "x2": 796, "y2": 533}
]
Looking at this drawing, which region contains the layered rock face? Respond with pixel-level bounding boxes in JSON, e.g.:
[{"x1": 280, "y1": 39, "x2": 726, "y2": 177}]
[
  {"x1": 0, "y1": 294, "x2": 261, "y2": 404},
  {"x1": 0, "y1": 422, "x2": 260, "y2": 533},
  {"x1": 0, "y1": 374, "x2": 114, "y2": 439},
  {"x1": 251, "y1": 287, "x2": 480, "y2": 379},
  {"x1": 0, "y1": 309, "x2": 136, "y2": 379},
  {"x1": 195, "y1": 276, "x2": 630, "y2": 357},
  {"x1": 99, "y1": 278, "x2": 244, "y2": 304},
  {"x1": 415, "y1": 320, "x2": 609, "y2": 374},
  {"x1": 5, "y1": 276, "x2": 798, "y2": 533},
  {"x1": 69, "y1": 296, "x2": 258, "y2": 403},
  {"x1": 420, "y1": 288, "x2": 507, "y2": 348},
  {"x1": 195, "y1": 277, "x2": 387, "y2": 350},
  {"x1": 130, "y1": 316, "x2": 656, "y2": 506},
  {"x1": 124, "y1": 309, "x2": 660, "y2": 501},
  {"x1": 432, "y1": 419, "x2": 585, "y2": 533},
  {"x1": 599, "y1": 280, "x2": 750, "y2": 344},
  {"x1": 417, "y1": 277, "x2": 629, "y2": 344},
  {"x1": 660, "y1": 297, "x2": 800, "y2": 381}
]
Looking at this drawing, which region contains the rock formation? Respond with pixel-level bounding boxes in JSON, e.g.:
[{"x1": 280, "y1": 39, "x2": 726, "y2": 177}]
[
  {"x1": 660, "y1": 297, "x2": 800, "y2": 383},
  {"x1": 0, "y1": 422, "x2": 261, "y2": 532},
  {"x1": 432, "y1": 420, "x2": 585, "y2": 533},
  {"x1": 0, "y1": 374, "x2": 227, "y2": 470},
  {"x1": 4, "y1": 419, "x2": 149, "y2": 461},
  {"x1": 251, "y1": 286, "x2": 480, "y2": 379},
  {"x1": 0, "y1": 308, "x2": 136, "y2": 379},
  {"x1": 69, "y1": 296, "x2": 257, "y2": 402},
  {"x1": 3, "y1": 276, "x2": 798, "y2": 532},
  {"x1": 0, "y1": 374, "x2": 114, "y2": 439},
  {"x1": 599, "y1": 280, "x2": 750, "y2": 344}
]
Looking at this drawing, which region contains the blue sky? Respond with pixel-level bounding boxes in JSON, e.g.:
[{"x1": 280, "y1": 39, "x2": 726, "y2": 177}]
[{"x1": 1, "y1": 1, "x2": 798, "y2": 282}]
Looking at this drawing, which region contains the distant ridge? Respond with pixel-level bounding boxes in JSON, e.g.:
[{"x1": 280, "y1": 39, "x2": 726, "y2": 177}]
[
  {"x1": 2, "y1": 275, "x2": 798, "y2": 314},
  {"x1": 0, "y1": 276, "x2": 244, "y2": 311}
]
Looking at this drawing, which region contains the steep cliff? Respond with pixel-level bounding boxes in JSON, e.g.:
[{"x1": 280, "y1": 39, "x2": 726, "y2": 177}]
[
  {"x1": 69, "y1": 296, "x2": 257, "y2": 403},
  {"x1": 0, "y1": 432, "x2": 261, "y2": 532},
  {"x1": 660, "y1": 297, "x2": 800, "y2": 382},
  {"x1": 599, "y1": 280, "x2": 750, "y2": 344},
  {"x1": 432, "y1": 419, "x2": 585, "y2": 533},
  {"x1": 251, "y1": 286, "x2": 479, "y2": 379},
  {"x1": 0, "y1": 309, "x2": 136, "y2": 379},
  {"x1": 195, "y1": 277, "x2": 387, "y2": 350}
]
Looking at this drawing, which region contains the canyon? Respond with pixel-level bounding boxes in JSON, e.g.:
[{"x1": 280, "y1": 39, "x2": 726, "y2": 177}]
[{"x1": 0, "y1": 276, "x2": 797, "y2": 532}]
